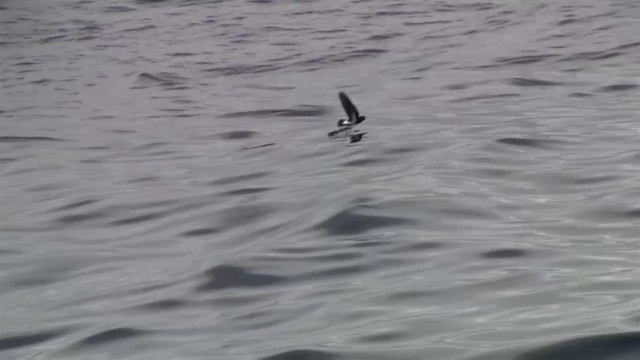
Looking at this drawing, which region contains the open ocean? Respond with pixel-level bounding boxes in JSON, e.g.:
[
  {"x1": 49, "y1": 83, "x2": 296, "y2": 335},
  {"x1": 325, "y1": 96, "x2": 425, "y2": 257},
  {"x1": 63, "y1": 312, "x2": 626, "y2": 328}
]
[{"x1": 3, "y1": 0, "x2": 640, "y2": 359}]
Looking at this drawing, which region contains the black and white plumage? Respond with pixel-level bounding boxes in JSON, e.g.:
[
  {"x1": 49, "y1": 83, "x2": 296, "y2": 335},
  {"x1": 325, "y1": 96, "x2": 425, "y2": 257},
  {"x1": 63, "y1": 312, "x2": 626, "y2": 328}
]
[
  {"x1": 337, "y1": 91, "x2": 366, "y2": 127},
  {"x1": 328, "y1": 91, "x2": 367, "y2": 143}
]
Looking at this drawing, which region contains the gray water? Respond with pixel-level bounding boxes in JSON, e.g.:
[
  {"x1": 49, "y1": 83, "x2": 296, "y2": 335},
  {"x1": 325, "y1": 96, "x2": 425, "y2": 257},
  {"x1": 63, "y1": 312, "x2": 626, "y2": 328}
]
[{"x1": 3, "y1": 0, "x2": 640, "y2": 359}]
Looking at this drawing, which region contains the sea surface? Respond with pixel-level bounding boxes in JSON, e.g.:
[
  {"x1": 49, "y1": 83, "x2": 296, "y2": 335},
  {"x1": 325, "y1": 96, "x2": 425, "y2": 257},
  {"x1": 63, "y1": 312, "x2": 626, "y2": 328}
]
[{"x1": 3, "y1": 0, "x2": 640, "y2": 359}]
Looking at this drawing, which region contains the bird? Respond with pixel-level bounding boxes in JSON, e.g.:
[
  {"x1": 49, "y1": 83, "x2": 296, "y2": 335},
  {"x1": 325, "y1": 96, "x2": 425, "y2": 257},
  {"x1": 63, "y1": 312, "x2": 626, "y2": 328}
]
[
  {"x1": 328, "y1": 91, "x2": 367, "y2": 141},
  {"x1": 337, "y1": 91, "x2": 366, "y2": 127}
]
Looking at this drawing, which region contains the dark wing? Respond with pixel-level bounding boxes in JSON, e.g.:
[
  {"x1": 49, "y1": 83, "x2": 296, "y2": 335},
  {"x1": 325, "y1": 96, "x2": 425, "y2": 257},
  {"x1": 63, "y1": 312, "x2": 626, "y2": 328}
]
[{"x1": 339, "y1": 91, "x2": 359, "y2": 122}]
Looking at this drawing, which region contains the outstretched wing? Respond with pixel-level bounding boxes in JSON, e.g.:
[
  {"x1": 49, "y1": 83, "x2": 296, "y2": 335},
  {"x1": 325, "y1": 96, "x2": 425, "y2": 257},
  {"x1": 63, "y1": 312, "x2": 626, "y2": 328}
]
[
  {"x1": 339, "y1": 91, "x2": 359, "y2": 122},
  {"x1": 328, "y1": 126, "x2": 351, "y2": 138}
]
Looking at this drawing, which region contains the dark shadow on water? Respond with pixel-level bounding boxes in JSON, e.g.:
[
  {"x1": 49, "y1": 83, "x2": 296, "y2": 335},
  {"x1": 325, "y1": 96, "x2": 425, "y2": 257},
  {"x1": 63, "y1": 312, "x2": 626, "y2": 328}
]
[
  {"x1": 508, "y1": 77, "x2": 564, "y2": 87},
  {"x1": 383, "y1": 147, "x2": 423, "y2": 155},
  {"x1": 515, "y1": 331, "x2": 640, "y2": 360},
  {"x1": 480, "y1": 248, "x2": 529, "y2": 259},
  {"x1": 219, "y1": 187, "x2": 272, "y2": 196},
  {"x1": 450, "y1": 93, "x2": 520, "y2": 103},
  {"x1": 569, "y1": 92, "x2": 594, "y2": 97},
  {"x1": 220, "y1": 105, "x2": 329, "y2": 118},
  {"x1": 181, "y1": 227, "x2": 220, "y2": 237},
  {"x1": 136, "y1": 299, "x2": 189, "y2": 311},
  {"x1": 55, "y1": 210, "x2": 110, "y2": 225},
  {"x1": 597, "y1": 84, "x2": 638, "y2": 92},
  {"x1": 0, "y1": 328, "x2": 71, "y2": 351},
  {"x1": 52, "y1": 199, "x2": 99, "y2": 212},
  {"x1": 341, "y1": 157, "x2": 389, "y2": 167},
  {"x1": 217, "y1": 130, "x2": 260, "y2": 140},
  {"x1": 495, "y1": 137, "x2": 565, "y2": 149},
  {"x1": 495, "y1": 54, "x2": 559, "y2": 65},
  {"x1": 0, "y1": 136, "x2": 64, "y2": 142},
  {"x1": 314, "y1": 207, "x2": 414, "y2": 236},
  {"x1": 109, "y1": 211, "x2": 166, "y2": 226},
  {"x1": 583, "y1": 206, "x2": 640, "y2": 220},
  {"x1": 132, "y1": 72, "x2": 187, "y2": 88},
  {"x1": 366, "y1": 32, "x2": 404, "y2": 41},
  {"x1": 196, "y1": 264, "x2": 288, "y2": 291},
  {"x1": 0, "y1": 157, "x2": 17, "y2": 163},
  {"x1": 355, "y1": 329, "x2": 408, "y2": 344},
  {"x1": 102, "y1": 5, "x2": 136, "y2": 12},
  {"x1": 260, "y1": 349, "x2": 342, "y2": 360},
  {"x1": 69, "y1": 328, "x2": 146, "y2": 350},
  {"x1": 241, "y1": 143, "x2": 276, "y2": 151}
]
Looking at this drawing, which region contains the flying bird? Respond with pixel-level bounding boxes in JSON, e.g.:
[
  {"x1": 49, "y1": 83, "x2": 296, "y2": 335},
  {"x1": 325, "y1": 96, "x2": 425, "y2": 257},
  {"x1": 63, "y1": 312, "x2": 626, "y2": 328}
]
[
  {"x1": 328, "y1": 91, "x2": 367, "y2": 143},
  {"x1": 337, "y1": 91, "x2": 366, "y2": 127}
]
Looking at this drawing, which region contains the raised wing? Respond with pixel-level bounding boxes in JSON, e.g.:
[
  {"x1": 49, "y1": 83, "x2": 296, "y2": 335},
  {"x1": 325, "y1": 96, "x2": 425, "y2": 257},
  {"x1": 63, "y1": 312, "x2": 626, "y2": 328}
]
[{"x1": 339, "y1": 91, "x2": 360, "y2": 123}]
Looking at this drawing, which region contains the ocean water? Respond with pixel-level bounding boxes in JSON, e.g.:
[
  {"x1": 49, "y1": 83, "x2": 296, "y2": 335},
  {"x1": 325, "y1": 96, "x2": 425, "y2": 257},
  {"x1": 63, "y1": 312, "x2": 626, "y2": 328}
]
[{"x1": 3, "y1": 0, "x2": 640, "y2": 359}]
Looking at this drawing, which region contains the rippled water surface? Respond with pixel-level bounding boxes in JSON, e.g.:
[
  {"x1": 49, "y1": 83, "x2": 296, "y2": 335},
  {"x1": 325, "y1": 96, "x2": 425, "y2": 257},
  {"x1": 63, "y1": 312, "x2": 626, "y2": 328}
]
[{"x1": 3, "y1": 0, "x2": 640, "y2": 359}]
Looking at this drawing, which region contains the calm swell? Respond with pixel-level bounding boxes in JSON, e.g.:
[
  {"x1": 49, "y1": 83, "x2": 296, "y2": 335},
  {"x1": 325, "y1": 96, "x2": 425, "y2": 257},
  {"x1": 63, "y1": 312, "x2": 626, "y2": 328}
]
[{"x1": 2, "y1": 0, "x2": 640, "y2": 359}]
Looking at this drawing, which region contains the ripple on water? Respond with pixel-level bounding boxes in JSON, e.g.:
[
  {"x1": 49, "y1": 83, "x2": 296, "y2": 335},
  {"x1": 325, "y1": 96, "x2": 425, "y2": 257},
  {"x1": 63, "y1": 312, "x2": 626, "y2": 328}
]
[
  {"x1": 507, "y1": 77, "x2": 564, "y2": 87},
  {"x1": 180, "y1": 227, "x2": 220, "y2": 237},
  {"x1": 479, "y1": 248, "x2": 530, "y2": 259},
  {"x1": 51, "y1": 199, "x2": 204, "y2": 229},
  {"x1": 219, "y1": 187, "x2": 272, "y2": 196},
  {"x1": 121, "y1": 24, "x2": 157, "y2": 32},
  {"x1": 495, "y1": 137, "x2": 566, "y2": 149},
  {"x1": 569, "y1": 92, "x2": 594, "y2": 97},
  {"x1": 340, "y1": 157, "x2": 391, "y2": 167},
  {"x1": 0, "y1": 328, "x2": 71, "y2": 351},
  {"x1": 204, "y1": 63, "x2": 282, "y2": 76},
  {"x1": 291, "y1": 49, "x2": 388, "y2": 69},
  {"x1": 354, "y1": 329, "x2": 408, "y2": 344},
  {"x1": 109, "y1": 211, "x2": 168, "y2": 226},
  {"x1": 596, "y1": 84, "x2": 638, "y2": 92},
  {"x1": 196, "y1": 264, "x2": 288, "y2": 291},
  {"x1": 366, "y1": 32, "x2": 404, "y2": 41},
  {"x1": 450, "y1": 93, "x2": 520, "y2": 103},
  {"x1": 39, "y1": 34, "x2": 67, "y2": 44},
  {"x1": 220, "y1": 105, "x2": 329, "y2": 118},
  {"x1": 132, "y1": 72, "x2": 187, "y2": 88},
  {"x1": 136, "y1": 298, "x2": 190, "y2": 311},
  {"x1": 259, "y1": 349, "x2": 342, "y2": 360},
  {"x1": 102, "y1": 5, "x2": 136, "y2": 12},
  {"x1": 0, "y1": 136, "x2": 64, "y2": 142},
  {"x1": 210, "y1": 171, "x2": 272, "y2": 185},
  {"x1": 68, "y1": 328, "x2": 147, "y2": 350},
  {"x1": 383, "y1": 241, "x2": 445, "y2": 254},
  {"x1": 582, "y1": 205, "x2": 640, "y2": 221},
  {"x1": 52, "y1": 199, "x2": 100, "y2": 212},
  {"x1": 382, "y1": 145, "x2": 425, "y2": 155},
  {"x1": 514, "y1": 331, "x2": 640, "y2": 360},
  {"x1": 55, "y1": 209, "x2": 110, "y2": 225},
  {"x1": 313, "y1": 206, "x2": 414, "y2": 236},
  {"x1": 216, "y1": 130, "x2": 260, "y2": 140}
]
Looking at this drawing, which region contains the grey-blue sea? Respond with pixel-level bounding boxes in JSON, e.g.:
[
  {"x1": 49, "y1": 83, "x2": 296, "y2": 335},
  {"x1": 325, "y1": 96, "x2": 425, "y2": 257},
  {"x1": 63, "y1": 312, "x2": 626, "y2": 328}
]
[{"x1": 2, "y1": 0, "x2": 640, "y2": 359}]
